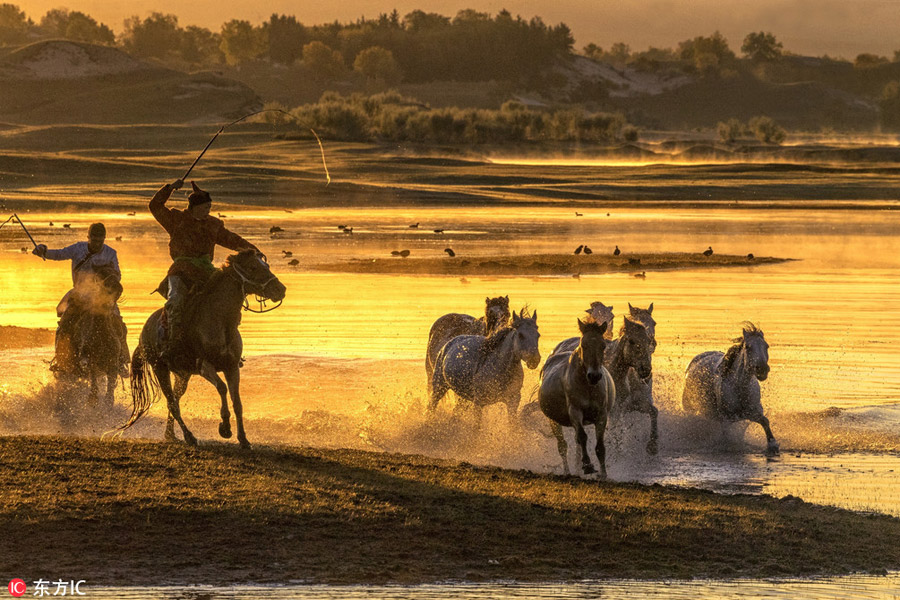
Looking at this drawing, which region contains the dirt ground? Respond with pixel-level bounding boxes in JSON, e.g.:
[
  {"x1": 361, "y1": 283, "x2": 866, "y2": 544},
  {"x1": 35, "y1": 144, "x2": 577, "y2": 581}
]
[{"x1": 1, "y1": 436, "x2": 898, "y2": 586}]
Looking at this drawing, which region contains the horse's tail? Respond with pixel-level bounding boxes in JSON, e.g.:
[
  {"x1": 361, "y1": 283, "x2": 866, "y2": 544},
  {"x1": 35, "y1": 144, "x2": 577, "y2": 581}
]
[
  {"x1": 519, "y1": 399, "x2": 553, "y2": 439},
  {"x1": 119, "y1": 345, "x2": 160, "y2": 431}
]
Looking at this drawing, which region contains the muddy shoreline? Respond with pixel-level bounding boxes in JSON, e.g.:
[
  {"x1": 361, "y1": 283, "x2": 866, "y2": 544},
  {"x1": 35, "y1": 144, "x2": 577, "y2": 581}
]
[{"x1": 1, "y1": 437, "x2": 898, "y2": 586}]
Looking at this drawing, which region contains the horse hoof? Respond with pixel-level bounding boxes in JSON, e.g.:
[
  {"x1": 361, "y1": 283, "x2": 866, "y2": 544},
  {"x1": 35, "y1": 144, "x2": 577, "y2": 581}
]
[
  {"x1": 184, "y1": 434, "x2": 198, "y2": 447},
  {"x1": 646, "y1": 439, "x2": 659, "y2": 455},
  {"x1": 766, "y1": 442, "x2": 780, "y2": 457},
  {"x1": 239, "y1": 439, "x2": 252, "y2": 450},
  {"x1": 218, "y1": 422, "x2": 232, "y2": 439}
]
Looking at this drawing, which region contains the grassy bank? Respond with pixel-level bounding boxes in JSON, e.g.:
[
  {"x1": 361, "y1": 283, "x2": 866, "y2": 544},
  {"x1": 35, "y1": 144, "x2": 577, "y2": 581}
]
[{"x1": 1, "y1": 436, "x2": 898, "y2": 585}]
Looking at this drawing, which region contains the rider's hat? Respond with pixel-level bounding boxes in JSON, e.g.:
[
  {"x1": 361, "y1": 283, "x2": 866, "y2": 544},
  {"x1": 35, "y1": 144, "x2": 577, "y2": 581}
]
[{"x1": 188, "y1": 181, "x2": 212, "y2": 207}]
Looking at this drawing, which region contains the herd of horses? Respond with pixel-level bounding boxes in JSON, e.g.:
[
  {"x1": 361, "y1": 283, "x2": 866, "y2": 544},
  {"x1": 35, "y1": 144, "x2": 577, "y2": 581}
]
[
  {"x1": 427, "y1": 295, "x2": 779, "y2": 477},
  {"x1": 75, "y1": 248, "x2": 776, "y2": 474}
]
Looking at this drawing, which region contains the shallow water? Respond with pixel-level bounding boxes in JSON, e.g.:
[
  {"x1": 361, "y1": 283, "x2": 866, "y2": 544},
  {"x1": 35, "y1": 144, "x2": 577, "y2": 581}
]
[
  {"x1": 84, "y1": 573, "x2": 900, "y2": 599},
  {"x1": 2, "y1": 206, "x2": 900, "y2": 519}
]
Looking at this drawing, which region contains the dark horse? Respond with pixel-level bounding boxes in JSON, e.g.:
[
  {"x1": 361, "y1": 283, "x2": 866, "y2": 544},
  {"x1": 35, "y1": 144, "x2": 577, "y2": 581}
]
[
  {"x1": 121, "y1": 250, "x2": 286, "y2": 448},
  {"x1": 425, "y1": 295, "x2": 510, "y2": 393},
  {"x1": 538, "y1": 319, "x2": 613, "y2": 477},
  {"x1": 52, "y1": 268, "x2": 125, "y2": 407}
]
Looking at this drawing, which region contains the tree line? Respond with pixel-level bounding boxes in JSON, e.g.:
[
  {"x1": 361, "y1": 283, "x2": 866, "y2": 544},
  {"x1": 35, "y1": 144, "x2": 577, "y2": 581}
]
[{"x1": 0, "y1": 4, "x2": 572, "y2": 84}]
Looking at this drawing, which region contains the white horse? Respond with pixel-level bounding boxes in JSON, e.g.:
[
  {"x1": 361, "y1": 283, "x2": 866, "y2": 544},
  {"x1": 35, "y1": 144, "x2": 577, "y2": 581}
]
[
  {"x1": 538, "y1": 319, "x2": 614, "y2": 477},
  {"x1": 430, "y1": 309, "x2": 540, "y2": 425},
  {"x1": 682, "y1": 322, "x2": 779, "y2": 456}
]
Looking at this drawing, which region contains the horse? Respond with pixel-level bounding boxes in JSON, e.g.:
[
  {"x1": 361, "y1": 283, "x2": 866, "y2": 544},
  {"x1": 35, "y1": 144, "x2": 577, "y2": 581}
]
[
  {"x1": 552, "y1": 315, "x2": 656, "y2": 454},
  {"x1": 682, "y1": 322, "x2": 779, "y2": 456},
  {"x1": 538, "y1": 319, "x2": 614, "y2": 477},
  {"x1": 429, "y1": 308, "x2": 540, "y2": 426},
  {"x1": 584, "y1": 301, "x2": 614, "y2": 340},
  {"x1": 52, "y1": 269, "x2": 125, "y2": 407},
  {"x1": 120, "y1": 250, "x2": 286, "y2": 448},
  {"x1": 425, "y1": 295, "x2": 511, "y2": 392}
]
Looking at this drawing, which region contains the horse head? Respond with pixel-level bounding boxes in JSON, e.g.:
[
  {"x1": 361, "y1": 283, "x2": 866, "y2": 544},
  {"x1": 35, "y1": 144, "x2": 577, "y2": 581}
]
[
  {"x1": 622, "y1": 317, "x2": 653, "y2": 380},
  {"x1": 628, "y1": 302, "x2": 656, "y2": 353},
  {"x1": 511, "y1": 308, "x2": 541, "y2": 370},
  {"x1": 484, "y1": 295, "x2": 511, "y2": 333},
  {"x1": 585, "y1": 301, "x2": 614, "y2": 340},
  {"x1": 226, "y1": 249, "x2": 287, "y2": 303},
  {"x1": 577, "y1": 318, "x2": 607, "y2": 386},
  {"x1": 742, "y1": 324, "x2": 770, "y2": 381}
]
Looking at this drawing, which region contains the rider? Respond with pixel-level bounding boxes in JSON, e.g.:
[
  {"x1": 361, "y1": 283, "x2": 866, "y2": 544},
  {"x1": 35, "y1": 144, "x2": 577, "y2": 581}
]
[
  {"x1": 32, "y1": 222, "x2": 130, "y2": 375},
  {"x1": 150, "y1": 179, "x2": 258, "y2": 360}
]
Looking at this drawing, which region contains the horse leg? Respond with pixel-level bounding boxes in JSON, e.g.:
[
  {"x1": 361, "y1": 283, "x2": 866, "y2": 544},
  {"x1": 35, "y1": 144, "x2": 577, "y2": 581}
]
[
  {"x1": 505, "y1": 391, "x2": 522, "y2": 430},
  {"x1": 593, "y1": 417, "x2": 609, "y2": 480},
  {"x1": 644, "y1": 404, "x2": 660, "y2": 455},
  {"x1": 550, "y1": 421, "x2": 570, "y2": 475},
  {"x1": 428, "y1": 368, "x2": 449, "y2": 413},
  {"x1": 155, "y1": 365, "x2": 197, "y2": 446},
  {"x1": 103, "y1": 367, "x2": 118, "y2": 409},
  {"x1": 199, "y1": 361, "x2": 231, "y2": 439},
  {"x1": 568, "y1": 407, "x2": 595, "y2": 476},
  {"x1": 223, "y1": 367, "x2": 250, "y2": 449},
  {"x1": 753, "y1": 414, "x2": 779, "y2": 456}
]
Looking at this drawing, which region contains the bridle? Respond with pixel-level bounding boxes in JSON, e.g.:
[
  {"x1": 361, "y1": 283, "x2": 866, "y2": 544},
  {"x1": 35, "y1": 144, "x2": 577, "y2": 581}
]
[{"x1": 228, "y1": 255, "x2": 283, "y2": 313}]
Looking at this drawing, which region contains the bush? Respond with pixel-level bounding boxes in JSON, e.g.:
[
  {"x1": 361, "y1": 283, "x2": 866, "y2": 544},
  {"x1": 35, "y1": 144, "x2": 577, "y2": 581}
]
[
  {"x1": 717, "y1": 118, "x2": 745, "y2": 143},
  {"x1": 748, "y1": 116, "x2": 786, "y2": 144}
]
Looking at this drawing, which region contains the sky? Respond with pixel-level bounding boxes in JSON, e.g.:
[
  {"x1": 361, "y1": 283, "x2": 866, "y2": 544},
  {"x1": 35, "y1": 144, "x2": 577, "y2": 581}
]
[{"x1": 14, "y1": 0, "x2": 900, "y2": 58}]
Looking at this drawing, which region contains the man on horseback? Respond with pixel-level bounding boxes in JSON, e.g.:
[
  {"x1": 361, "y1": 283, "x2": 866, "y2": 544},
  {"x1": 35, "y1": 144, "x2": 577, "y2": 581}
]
[
  {"x1": 150, "y1": 179, "x2": 258, "y2": 361},
  {"x1": 32, "y1": 222, "x2": 130, "y2": 375}
]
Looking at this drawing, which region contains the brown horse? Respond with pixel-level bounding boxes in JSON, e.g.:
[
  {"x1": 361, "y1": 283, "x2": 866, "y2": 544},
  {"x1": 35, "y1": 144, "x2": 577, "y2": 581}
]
[
  {"x1": 121, "y1": 250, "x2": 286, "y2": 448},
  {"x1": 425, "y1": 295, "x2": 510, "y2": 393},
  {"x1": 52, "y1": 269, "x2": 125, "y2": 407}
]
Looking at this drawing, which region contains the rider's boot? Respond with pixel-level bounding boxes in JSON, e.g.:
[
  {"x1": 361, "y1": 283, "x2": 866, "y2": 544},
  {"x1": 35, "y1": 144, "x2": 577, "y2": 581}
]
[{"x1": 159, "y1": 310, "x2": 184, "y2": 364}]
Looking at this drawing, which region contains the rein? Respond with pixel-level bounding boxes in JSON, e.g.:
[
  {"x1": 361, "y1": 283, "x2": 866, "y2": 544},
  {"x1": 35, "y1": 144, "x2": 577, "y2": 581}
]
[{"x1": 228, "y1": 260, "x2": 283, "y2": 314}]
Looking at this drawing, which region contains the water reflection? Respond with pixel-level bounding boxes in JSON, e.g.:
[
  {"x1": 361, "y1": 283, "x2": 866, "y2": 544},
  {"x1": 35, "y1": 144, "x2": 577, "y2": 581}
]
[{"x1": 88, "y1": 573, "x2": 900, "y2": 599}]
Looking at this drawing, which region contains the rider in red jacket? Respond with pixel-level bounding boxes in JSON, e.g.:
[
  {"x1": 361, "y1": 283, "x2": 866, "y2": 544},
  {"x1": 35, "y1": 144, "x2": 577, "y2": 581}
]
[{"x1": 150, "y1": 180, "x2": 258, "y2": 360}]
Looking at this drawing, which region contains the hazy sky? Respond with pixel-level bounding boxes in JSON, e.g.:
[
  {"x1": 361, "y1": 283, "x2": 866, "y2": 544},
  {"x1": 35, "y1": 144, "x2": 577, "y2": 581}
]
[{"x1": 15, "y1": 0, "x2": 900, "y2": 58}]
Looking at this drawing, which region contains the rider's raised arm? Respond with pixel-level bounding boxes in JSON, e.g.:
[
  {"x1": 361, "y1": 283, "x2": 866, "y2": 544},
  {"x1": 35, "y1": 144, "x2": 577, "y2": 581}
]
[
  {"x1": 149, "y1": 183, "x2": 177, "y2": 232},
  {"x1": 216, "y1": 226, "x2": 258, "y2": 253},
  {"x1": 43, "y1": 243, "x2": 81, "y2": 261}
]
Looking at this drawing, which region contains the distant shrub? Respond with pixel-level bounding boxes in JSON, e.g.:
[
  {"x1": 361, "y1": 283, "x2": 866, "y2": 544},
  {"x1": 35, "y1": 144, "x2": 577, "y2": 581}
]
[
  {"x1": 717, "y1": 118, "x2": 746, "y2": 143},
  {"x1": 748, "y1": 116, "x2": 786, "y2": 144},
  {"x1": 288, "y1": 92, "x2": 636, "y2": 144}
]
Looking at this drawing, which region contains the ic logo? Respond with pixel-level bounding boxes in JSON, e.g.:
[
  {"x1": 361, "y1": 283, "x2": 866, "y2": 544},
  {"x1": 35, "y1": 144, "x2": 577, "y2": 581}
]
[{"x1": 7, "y1": 579, "x2": 26, "y2": 597}]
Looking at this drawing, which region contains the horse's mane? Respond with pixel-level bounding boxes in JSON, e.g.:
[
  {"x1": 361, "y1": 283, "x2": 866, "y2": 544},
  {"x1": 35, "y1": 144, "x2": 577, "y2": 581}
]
[
  {"x1": 720, "y1": 322, "x2": 764, "y2": 374},
  {"x1": 480, "y1": 305, "x2": 531, "y2": 354},
  {"x1": 617, "y1": 316, "x2": 645, "y2": 339}
]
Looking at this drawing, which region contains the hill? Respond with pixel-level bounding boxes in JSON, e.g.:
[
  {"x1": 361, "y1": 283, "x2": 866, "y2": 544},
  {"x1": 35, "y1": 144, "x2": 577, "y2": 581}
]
[
  {"x1": 2, "y1": 436, "x2": 899, "y2": 585},
  {"x1": 0, "y1": 40, "x2": 262, "y2": 124}
]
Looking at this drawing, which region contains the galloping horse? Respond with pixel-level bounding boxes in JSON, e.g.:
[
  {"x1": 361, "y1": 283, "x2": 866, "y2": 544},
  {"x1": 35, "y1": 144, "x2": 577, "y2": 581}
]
[
  {"x1": 121, "y1": 250, "x2": 286, "y2": 448},
  {"x1": 538, "y1": 319, "x2": 614, "y2": 477},
  {"x1": 430, "y1": 308, "x2": 539, "y2": 425},
  {"x1": 53, "y1": 268, "x2": 125, "y2": 407},
  {"x1": 585, "y1": 301, "x2": 614, "y2": 340},
  {"x1": 425, "y1": 296, "x2": 511, "y2": 393},
  {"x1": 553, "y1": 315, "x2": 656, "y2": 453},
  {"x1": 682, "y1": 322, "x2": 779, "y2": 455}
]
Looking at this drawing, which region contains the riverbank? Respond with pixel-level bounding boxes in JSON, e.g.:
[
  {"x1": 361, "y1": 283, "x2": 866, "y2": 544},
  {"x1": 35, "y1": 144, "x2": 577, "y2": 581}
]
[{"x1": 1, "y1": 436, "x2": 898, "y2": 586}]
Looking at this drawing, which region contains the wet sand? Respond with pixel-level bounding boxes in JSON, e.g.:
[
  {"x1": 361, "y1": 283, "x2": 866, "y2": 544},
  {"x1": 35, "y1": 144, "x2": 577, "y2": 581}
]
[{"x1": 2, "y1": 436, "x2": 899, "y2": 586}]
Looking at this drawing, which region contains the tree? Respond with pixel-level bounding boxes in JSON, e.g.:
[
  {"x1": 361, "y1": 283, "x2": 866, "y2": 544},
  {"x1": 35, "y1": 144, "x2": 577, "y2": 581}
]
[
  {"x1": 180, "y1": 25, "x2": 222, "y2": 66},
  {"x1": 749, "y1": 116, "x2": 786, "y2": 144},
  {"x1": 264, "y1": 14, "x2": 306, "y2": 64},
  {"x1": 854, "y1": 53, "x2": 888, "y2": 69},
  {"x1": 220, "y1": 19, "x2": 266, "y2": 66},
  {"x1": 64, "y1": 11, "x2": 115, "y2": 44},
  {"x1": 303, "y1": 40, "x2": 345, "y2": 80},
  {"x1": 879, "y1": 80, "x2": 900, "y2": 129},
  {"x1": 353, "y1": 46, "x2": 401, "y2": 85},
  {"x1": 120, "y1": 13, "x2": 181, "y2": 60},
  {"x1": 741, "y1": 31, "x2": 782, "y2": 61},
  {"x1": 679, "y1": 31, "x2": 735, "y2": 74},
  {"x1": 717, "y1": 118, "x2": 745, "y2": 143},
  {"x1": 0, "y1": 3, "x2": 32, "y2": 45}
]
